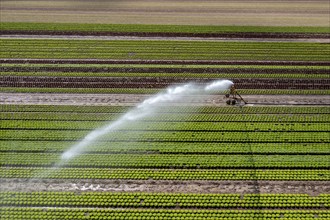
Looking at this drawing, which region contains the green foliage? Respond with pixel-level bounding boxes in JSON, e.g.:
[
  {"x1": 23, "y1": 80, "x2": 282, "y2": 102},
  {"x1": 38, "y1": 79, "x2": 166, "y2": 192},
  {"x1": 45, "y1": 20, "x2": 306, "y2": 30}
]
[
  {"x1": 1, "y1": 111, "x2": 328, "y2": 122},
  {"x1": 2, "y1": 120, "x2": 329, "y2": 132},
  {"x1": 1, "y1": 39, "x2": 329, "y2": 61},
  {"x1": 1, "y1": 167, "x2": 329, "y2": 180},
  {"x1": 1, "y1": 192, "x2": 329, "y2": 209},
  {"x1": 1, "y1": 141, "x2": 329, "y2": 154},
  {"x1": 1, "y1": 207, "x2": 329, "y2": 220},
  {"x1": 2, "y1": 63, "x2": 328, "y2": 70},
  {"x1": 1, "y1": 105, "x2": 329, "y2": 114},
  {"x1": 1, "y1": 22, "x2": 329, "y2": 217},
  {"x1": 1, "y1": 152, "x2": 329, "y2": 168},
  {"x1": 2, "y1": 22, "x2": 330, "y2": 33}
]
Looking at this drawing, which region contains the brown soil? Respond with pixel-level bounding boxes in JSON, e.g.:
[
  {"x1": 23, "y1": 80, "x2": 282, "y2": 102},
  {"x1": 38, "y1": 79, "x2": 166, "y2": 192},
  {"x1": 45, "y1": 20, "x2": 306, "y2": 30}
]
[
  {"x1": 2, "y1": 59, "x2": 330, "y2": 66},
  {"x1": 1, "y1": 178, "x2": 329, "y2": 196},
  {"x1": 1, "y1": 35, "x2": 330, "y2": 43},
  {"x1": 1, "y1": 93, "x2": 329, "y2": 106},
  {"x1": 1, "y1": 30, "x2": 329, "y2": 39}
]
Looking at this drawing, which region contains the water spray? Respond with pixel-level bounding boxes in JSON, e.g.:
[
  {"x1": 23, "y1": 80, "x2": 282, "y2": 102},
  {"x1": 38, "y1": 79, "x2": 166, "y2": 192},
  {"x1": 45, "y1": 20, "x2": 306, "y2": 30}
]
[{"x1": 61, "y1": 79, "x2": 233, "y2": 161}]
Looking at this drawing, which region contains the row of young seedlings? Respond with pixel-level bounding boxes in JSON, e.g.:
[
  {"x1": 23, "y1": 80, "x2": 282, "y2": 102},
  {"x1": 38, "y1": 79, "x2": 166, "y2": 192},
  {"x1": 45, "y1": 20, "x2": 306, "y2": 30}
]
[
  {"x1": 1, "y1": 130, "x2": 328, "y2": 143},
  {"x1": 1, "y1": 105, "x2": 329, "y2": 114},
  {"x1": 1, "y1": 167, "x2": 329, "y2": 180},
  {"x1": 2, "y1": 207, "x2": 329, "y2": 220},
  {"x1": 1, "y1": 153, "x2": 329, "y2": 169},
  {"x1": 3, "y1": 62, "x2": 329, "y2": 70},
  {"x1": 1, "y1": 141, "x2": 329, "y2": 154},
  {"x1": 2, "y1": 39, "x2": 328, "y2": 60},
  {"x1": 1, "y1": 192, "x2": 329, "y2": 209},
  {"x1": 2, "y1": 120, "x2": 329, "y2": 132},
  {"x1": 2, "y1": 112, "x2": 328, "y2": 122}
]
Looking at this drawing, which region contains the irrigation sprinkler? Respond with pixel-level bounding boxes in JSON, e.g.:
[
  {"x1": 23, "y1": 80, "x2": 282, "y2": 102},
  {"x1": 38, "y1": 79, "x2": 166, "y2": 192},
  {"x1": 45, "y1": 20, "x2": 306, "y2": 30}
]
[{"x1": 224, "y1": 85, "x2": 247, "y2": 106}]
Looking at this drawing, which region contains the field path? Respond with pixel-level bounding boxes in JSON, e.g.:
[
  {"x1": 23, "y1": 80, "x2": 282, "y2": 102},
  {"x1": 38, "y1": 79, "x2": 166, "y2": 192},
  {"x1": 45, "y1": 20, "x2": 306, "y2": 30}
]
[
  {"x1": 1, "y1": 179, "x2": 329, "y2": 196},
  {"x1": 2, "y1": 58, "x2": 329, "y2": 66},
  {"x1": 1, "y1": 93, "x2": 329, "y2": 106},
  {"x1": 1, "y1": 35, "x2": 329, "y2": 43}
]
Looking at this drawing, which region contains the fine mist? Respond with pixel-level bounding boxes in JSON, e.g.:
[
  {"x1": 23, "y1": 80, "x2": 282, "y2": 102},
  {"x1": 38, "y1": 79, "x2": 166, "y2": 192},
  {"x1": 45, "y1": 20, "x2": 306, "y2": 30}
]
[{"x1": 61, "y1": 79, "x2": 233, "y2": 162}]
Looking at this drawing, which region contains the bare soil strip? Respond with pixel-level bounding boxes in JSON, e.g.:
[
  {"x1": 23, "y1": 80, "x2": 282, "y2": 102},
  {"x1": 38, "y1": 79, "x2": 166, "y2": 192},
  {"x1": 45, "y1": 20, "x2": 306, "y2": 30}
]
[
  {"x1": 1, "y1": 93, "x2": 329, "y2": 106},
  {"x1": 2, "y1": 59, "x2": 329, "y2": 66},
  {"x1": 1, "y1": 34, "x2": 329, "y2": 43},
  {"x1": 1, "y1": 179, "x2": 329, "y2": 196}
]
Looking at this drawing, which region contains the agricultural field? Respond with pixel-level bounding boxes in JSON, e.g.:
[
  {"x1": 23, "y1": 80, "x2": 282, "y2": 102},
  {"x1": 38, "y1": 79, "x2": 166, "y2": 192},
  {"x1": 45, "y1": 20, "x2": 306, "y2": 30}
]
[
  {"x1": 1, "y1": 0, "x2": 329, "y2": 26},
  {"x1": 1, "y1": 1, "x2": 330, "y2": 219}
]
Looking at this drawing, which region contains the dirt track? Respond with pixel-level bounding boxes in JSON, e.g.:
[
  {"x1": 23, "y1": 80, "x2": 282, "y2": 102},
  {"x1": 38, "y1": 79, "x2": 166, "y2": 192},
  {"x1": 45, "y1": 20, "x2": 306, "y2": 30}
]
[
  {"x1": 1, "y1": 179, "x2": 328, "y2": 196},
  {"x1": 1, "y1": 34, "x2": 329, "y2": 42},
  {"x1": 1, "y1": 93, "x2": 329, "y2": 106},
  {"x1": 2, "y1": 59, "x2": 330, "y2": 66}
]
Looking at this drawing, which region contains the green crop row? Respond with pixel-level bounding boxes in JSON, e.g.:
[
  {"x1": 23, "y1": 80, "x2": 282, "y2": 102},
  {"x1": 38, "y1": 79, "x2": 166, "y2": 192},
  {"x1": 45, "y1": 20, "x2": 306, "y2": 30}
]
[
  {"x1": 0, "y1": 104, "x2": 130, "y2": 113},
  {"x1": 237, "y1": 90, "x2": 330, "y2": 95},
  {"x1": 2, "y1": 87, "x2": 329, "y2": 95},
  {"x1": 1, "y1": 112, "x2": 328, "y2": 122},
  {"x1": 1, "y1": 192, "x2": 329, "y2": 209},
  {"x1": 2, "y1": 207, "x2": 329, "y2": 220},
  {"x1": 1, "y1": 141, "x2": 329, "y2": 155},
  {"x1": 1, "y1": 167, "x2": 329, "y2": 180},
  {"x1": 1, "y1": 105, "x2": 329, "y2": 114},
  {"x1": 1, "y1": 152, "x2": 329, "y2": 168},
  {"x1": 1, "y1": 129, "x2": 329, "y2": 143},
  {"x1": 3, "y1": 39, "x2": 326, "y2": 49},
  {"x1": 2, "y1": 63, "x2": 329, "y2": 70},
  {"x1": 1, "y1": 39, "x2": 329, "y2": 61},
  {"x1": 0, "y1": 87, "x2": 160, "y2": 94},
  {"x1": 3, "y1": 22, "x2": 330, "y2": 33},
  {"x1": 1, "y1": 120, "x2": 329, "y2": 132}
]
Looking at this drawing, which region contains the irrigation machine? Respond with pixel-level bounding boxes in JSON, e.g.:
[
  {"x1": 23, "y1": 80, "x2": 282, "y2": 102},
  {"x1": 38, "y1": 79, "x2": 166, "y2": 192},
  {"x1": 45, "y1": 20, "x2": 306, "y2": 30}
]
[{"x1": 225, "y1": 85, "x2": 247, "y2": 106}]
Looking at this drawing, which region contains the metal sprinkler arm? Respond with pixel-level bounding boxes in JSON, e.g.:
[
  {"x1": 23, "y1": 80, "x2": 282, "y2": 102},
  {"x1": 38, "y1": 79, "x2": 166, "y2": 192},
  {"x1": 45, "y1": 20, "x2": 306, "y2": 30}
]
[{"x1": 235, "y1": 91, "x2": 247, "y2": 104}]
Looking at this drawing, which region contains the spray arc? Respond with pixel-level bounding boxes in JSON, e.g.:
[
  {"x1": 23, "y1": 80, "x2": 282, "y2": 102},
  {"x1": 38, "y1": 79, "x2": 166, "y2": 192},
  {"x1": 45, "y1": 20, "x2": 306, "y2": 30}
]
[{"x1": 61, "y1": 79, "x2": 234, "y2": 161}]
